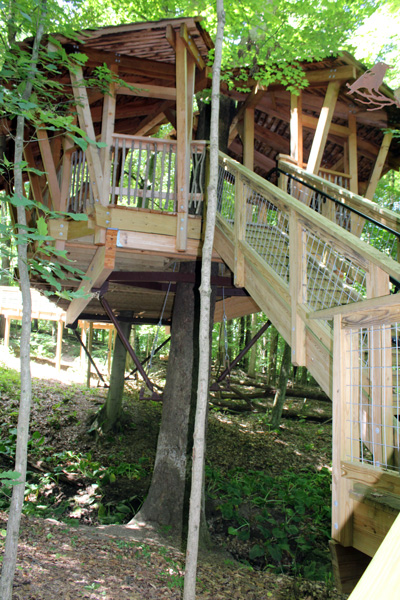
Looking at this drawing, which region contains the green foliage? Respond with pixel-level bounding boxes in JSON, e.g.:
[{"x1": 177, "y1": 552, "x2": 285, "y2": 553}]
[{"x1": 206, "y1": 465, "x2": 332, "y2": 579}]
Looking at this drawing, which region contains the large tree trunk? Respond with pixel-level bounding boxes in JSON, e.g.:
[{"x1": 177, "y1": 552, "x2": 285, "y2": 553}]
[
  {"x1": 97, "y1": 314, "x2": 132, "y2": 432},
  {"x1": 131, "y1": 262, "x2": 200, "y2": 540},
  {"x1": 267, "y1": 327, "x2": 279, "y2": 385}
]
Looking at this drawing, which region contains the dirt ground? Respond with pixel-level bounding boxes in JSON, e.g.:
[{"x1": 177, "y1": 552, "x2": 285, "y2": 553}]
[{"x1": 0, "y1": 348, "x2": 348, "y2": 600}]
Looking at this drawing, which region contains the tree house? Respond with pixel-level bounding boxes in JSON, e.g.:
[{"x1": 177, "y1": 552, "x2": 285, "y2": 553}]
[{"x1": 2, "y1": 16, "x2": 400, "y2": 594}]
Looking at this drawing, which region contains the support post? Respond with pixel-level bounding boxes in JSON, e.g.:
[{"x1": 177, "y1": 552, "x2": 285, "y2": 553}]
[
  {"x1": 234, "y1": 175, "x2": 246, "y2": 287},
  {"x1": 290, "y1": 92, "x2": 303, "y2": 167},
  {"x1": 289, "y1": 209, "x2": 307, "y2": 366},
  {"x1": 365, "y1": 131, "x2": 393, "y2": 200},
  {"x1": 306, "y1": 81, "x2": 341, "y2": 174},
  {"x1": 4, "y1": 316, "x2": 10, "y2": 347},
  {"x1": 86, "y1": 321, "x2": 93, "y2": 388}
]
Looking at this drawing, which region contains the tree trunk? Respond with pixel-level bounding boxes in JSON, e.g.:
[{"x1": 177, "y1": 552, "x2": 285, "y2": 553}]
[
  {"x1": 131, "y1": 262, "x2": 200, "y2": 539},
  {"x1": 0, "y1": 5, "x2": 46, "y2": 597},
  {"x1": 184, "y1": 1, "x2": 225, "y2": 596},
  {"x1": 267, "y1": 327, "x2": 279, "y2": 385},
  {"x1": 247, "y1": 313, "x2": 258, "y2": 378},
  {"x1": 270, "y1": 341, "x2": 292, "y2": 428},
  {"x1": 97, "y1": 314, "x2": 131, "y2": 432}
]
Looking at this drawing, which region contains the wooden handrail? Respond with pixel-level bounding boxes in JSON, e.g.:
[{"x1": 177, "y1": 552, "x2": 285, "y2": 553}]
[
  {"x1": 219, "y1": 151, "x2": 400, "y2": 283},
  {"x1": 279, "y1": 157, "x2": 400, "y2": 233}
]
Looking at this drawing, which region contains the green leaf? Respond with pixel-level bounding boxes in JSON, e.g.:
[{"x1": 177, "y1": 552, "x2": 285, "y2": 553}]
[{"x1": 36, "y1": 217, "x2": 48, "y2": 237}]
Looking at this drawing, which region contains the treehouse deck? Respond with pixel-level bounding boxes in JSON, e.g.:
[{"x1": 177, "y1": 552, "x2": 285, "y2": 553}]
[{"x1": 2, "y1": 16, "x2": 400, "y2": 594}]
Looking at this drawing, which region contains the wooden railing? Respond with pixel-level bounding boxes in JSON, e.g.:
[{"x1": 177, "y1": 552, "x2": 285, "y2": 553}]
[
  {"x1": 215, "y1": 152, "x2": 400, "y2": 394},
  {"x1": 310, "y1": 294, "x2": 400, "y2": 560},
  {"x1": 67, "y1": 136, "x2": 207, "y2": 216}
]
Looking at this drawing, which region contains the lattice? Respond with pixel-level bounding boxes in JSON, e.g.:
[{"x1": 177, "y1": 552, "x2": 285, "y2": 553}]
[
  {"x1": 346, "y1": 323, "x2": 400, "y2": 471},
  {"x1": 244, "y1": 186, "x2": 290, "y2": 282},
  {"x1": 217, "y1": 162, "x2": 235, "y2": 224},
  {"x1": 305, "y1": 231, "x2": 366, "y2": 312}
]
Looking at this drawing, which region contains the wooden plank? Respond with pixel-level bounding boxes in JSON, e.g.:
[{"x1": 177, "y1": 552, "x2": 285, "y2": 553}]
[
  {"x1": 116, "y1": 84, "x2": 176, "y2": 101},
  {"x1": 352, "y1": 499, "x2": 397, "y2": 558},
  {"x1": 243, "y1": 107, "x2": 254, "y2": 170},
  {"x1": 307, "y1": 80, "x2": 341, "y2": 174},
  {"x1": 310, "y1": 292, "x2": 400, "y2": 325},
  {"x1": 214, "y1": 297, "x2": 260, "y2": 322},
  {"x1": 65, "y1": 229, "x2": 117, "y2": 325},
  {"x1": 302, "y1": 113, "x2": 350, "y2": 138},
  {"x1": 165, "y1": 24, "x2": 176, "y2": 51},
  {"x1": 341, "y1": 460, "x2": 400, "y2": 494},
  {"x1": 365, "y1": 131, "x2": 393, "y2": 201},
  {"x1": 69, "y1": 67, "x2": 105, "y2": 206},
  {"x1": 180, "y1": 22, "x2": 205, "y2": 70},
  {"x1": 348, "y1": 112, "x2": 358, "y2": 195},
  {"x1": 349, "y1": 511, "x2": 400, "y2": 598},
  {"x1": 59, "y1": 135, "x2": 75, "y2": 213},
  {"x1": 290, "y1": 92, "x2": 303, "y2": 166},
  {"x1": 36, "y1": 128, "x2": 62, "y2": 210},
  {"x1": 23, "y1": 142, "x2": 45, "y2": 206},
  {"x1": 115, "y1": 230, "x2": 218, "y2": 259},
  {"x1": 306, "y1": 65, "x2": 357, "y2": 84},
  {"x1": 76, "y1": 47, "x2": 176, "y2": 80},
  {"x1": 95, "y1": 205, "x2": 202, "y2": 239}
]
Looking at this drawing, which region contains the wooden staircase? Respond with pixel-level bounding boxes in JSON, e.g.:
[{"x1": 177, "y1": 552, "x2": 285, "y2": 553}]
[{"x1": 215, "y1": 151, "x2": 400, "y2": 592}]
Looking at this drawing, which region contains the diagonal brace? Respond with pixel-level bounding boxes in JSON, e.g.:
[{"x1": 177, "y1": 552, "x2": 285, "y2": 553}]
[
  {"x1": 210, "y1": 320, "x2": 271, "y2": 391},
  {"x1": 99, "y1": 295, "x2": 160, "y2": 397}
]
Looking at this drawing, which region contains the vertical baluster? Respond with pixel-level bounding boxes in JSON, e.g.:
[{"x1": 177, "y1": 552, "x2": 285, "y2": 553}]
[
  {"x1": 111, "y1": 137, "x2": 119, "y2": 204},
  {"x1": 150, "y1": 143, "x2": 157, "y2": 209},
  {"x1": 119, "y1": 138, "x2": 127, "y2": 206},
  {"x1": 68, "y1": 151, "x2": 76, "y2": 212},
  {"x1": 143, "y1": 142, "x2": 151, "y2": 208},
  {"x1": 159, "y1": 142, "x2": 166, "y2": 210},
  {"x1": 166, "y1": 145, "x2": 172, "y2": 210},
  {"x1": 135, "y1": 141, "x2": 142, "y2": 208},
  {"x1": 127, "y1": 139, "x2": 133, "y2": 206},
  {"x1": 76, "y1": 151, "x2": 84, "y2": 213}
]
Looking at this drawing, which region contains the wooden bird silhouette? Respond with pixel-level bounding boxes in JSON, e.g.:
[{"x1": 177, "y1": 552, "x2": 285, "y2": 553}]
[{"x1": 347, "y1": 62, "x2": 392, "y2": 96}]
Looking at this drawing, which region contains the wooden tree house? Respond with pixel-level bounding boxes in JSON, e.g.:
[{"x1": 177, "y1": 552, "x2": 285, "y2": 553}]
[{"x1": 2, "y1": 16, "x2": 400, "y2": 593}]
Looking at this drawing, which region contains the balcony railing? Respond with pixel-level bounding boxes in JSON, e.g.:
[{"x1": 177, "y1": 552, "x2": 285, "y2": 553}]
[{"x1": 67, "y1": 135, "x2": 207, "y2": 217}]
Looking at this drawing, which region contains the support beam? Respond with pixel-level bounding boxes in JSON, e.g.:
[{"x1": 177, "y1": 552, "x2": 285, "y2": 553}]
[
  {"x1": 243, "y1": 107, "x2": 254, "y2": 170},
  {"x1": 290, "y1": 92, "x2": 303, "y2": 166},
  {"x1": 100, "y1": 63, "x2": 118, "y2": 205},
  {"x1": 36, "y1": 128, "x2": 62, "y2": 210},
  {"x1": 116, "y1": 84, "x2": 177, "y2": 101},
  {"x1": 69, "y1": 66, "x2": 105, "y2": 206},
  {"x1": 180, "y1": 22, "x2": 205, "y2": 70},
  {"x1": 228, "y1": 83, "x2": 266, "y2": 146},
  {"x1": 306, "y1": 80, "x2": 341, "y2": 174},
  {"x1": 65, "y1": 229, "x2": 117, "y2": 325},
  {"x1": 365, "y1": 131, "x2": 393, "y2": 200}
]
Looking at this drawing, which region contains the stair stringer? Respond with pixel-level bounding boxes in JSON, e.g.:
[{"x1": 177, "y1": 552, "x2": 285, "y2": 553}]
[{"x1": 214, "y1": 218, "x2": 333, "y2": 397}]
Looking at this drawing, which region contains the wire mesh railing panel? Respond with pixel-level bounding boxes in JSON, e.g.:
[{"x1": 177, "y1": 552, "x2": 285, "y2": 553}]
[
  {"x1": 347, "y1": 323, "x2": 400, "y2": 471},
  {"x1": 217, "y1": 161, "x2": 235, "y2": 224},
  {"x1": 67, "y1": 151, "x2": 93, "y2": 213},
  {"x1": 244, "y1": 185, "x2": 290, "y2": 283},
  {"x1": 361, "y1": 222, "x2": 398, "y2": 259},
  {"x1": 189, "y1": 142, "x2": 206, "y2": 215},
  {"x1": 305, "y1": 230, "x2": 367, "y2": 312},
  {"x1": 111, "y1": 136, "x2": 177, "y2": 211}
]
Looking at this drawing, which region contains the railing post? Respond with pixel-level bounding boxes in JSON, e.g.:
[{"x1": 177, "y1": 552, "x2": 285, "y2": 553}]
[
  {"x1": 289, "y1": 209, "x2": 307, "y2": 365},
  {"x1": 332, "y1": 314, "x2": 354, "y2": 546},
  {"x1": 234, "y1": 173, "x2": 246, "y2": 287}
]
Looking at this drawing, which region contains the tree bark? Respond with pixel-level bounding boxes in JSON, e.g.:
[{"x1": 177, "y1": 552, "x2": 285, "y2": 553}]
[
  {"x1": 0, "y1": 5, "x2": 46, "y2": 597},
  {"x1": 131, "y1": 262, "x2": 200, "y2": 539},
  {"x1": 97, "y1": 314, "x2": 131, "y2": 432},
  {"x1": 267, "y1": 327, "x2": 279, "y2": 385},
  {"x1": 247, "y1": 313, "x2": 258, "y2": 377},
  {"x1": 183, "y1": 1, "x2": 225, "y2": 597},
  {"x1": 270, "y1": 341, "x2": 292, "y2": 428}
]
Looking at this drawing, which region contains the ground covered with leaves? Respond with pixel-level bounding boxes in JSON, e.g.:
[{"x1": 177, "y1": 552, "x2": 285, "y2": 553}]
[{"x1": 0, "y1": 354, "x2": 348, "y2": 599}]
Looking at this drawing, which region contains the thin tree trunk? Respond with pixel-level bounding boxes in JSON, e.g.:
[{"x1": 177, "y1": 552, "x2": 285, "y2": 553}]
[
  {"x1": 267, "y1": 327, "x2": 279, "y2": 385},
  {"x1": 0, "y1": 5, "x2": 46, "y2": 597},
  {"x1": 183, "y1": 1, "x2": 225, "y2": 597},
  {"x1": 247, "y1": 313, "x2": 258, "y2": 377},
  {"x1": 270, "y1": 341, "x2": 292, "y2": 428}
]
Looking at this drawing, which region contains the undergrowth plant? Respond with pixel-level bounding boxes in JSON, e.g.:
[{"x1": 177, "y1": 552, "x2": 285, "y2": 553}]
[{"x1": 206, "y1": 465, "x2": 332, "y2": 580}]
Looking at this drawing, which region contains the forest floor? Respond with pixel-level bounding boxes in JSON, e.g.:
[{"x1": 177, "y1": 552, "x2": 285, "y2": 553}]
[{"x1": 0, "y1": 349, "x2": 349, "y2": 600}]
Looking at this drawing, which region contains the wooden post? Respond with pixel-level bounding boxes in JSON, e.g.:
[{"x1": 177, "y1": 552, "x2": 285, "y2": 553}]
[
  {"x1": 55, "y1": 319, "x2": 63, "y2": 371},
  {"x1": 175, "y1": 33, "x2": 195, "y2": 251},
  {"x1": 289, "y1": 209, "x2": 306, "y2": 366},
  {"x1": 306, "y1": 81, "x2": 341, "y2": 174},
  {"x1": 4, "y1": 316, "x2": 10, "y2": 347},
  {"x1": 86, "y1": 322, "x2": 93, "y2": 388},
  {"x1": 243, "y1": 107, "x2": 254, "y2": 170},
  {"x1": 36, "y1": 128, "x2": 62, "y2": 210},
  {"x1": 290, "y1": 92, "x2": 303, "y2": 167},
  {"x1": 100, "y1": 64, "x2": 118, "y2": 205},
  {"x1": 107, "y1": 327, "x2": 115, "y2": 375},
  {"x1": 80, "y1": 322, "x2": 87, "y2": 366},
  {"x1": 365, "y1": 131, "x2": 393, "y2": 200},
  {"x1": 234, "y1": 175, "x2": 246, "y2": 287},
  {"x1": 332, "y1": 314, "x2": 354, "y2": 546}
]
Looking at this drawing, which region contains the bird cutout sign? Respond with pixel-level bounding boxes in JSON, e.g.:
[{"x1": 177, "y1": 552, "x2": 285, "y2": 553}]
[{"x1": 346, "y1": 62, "x2": 400, "y2": 111}]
